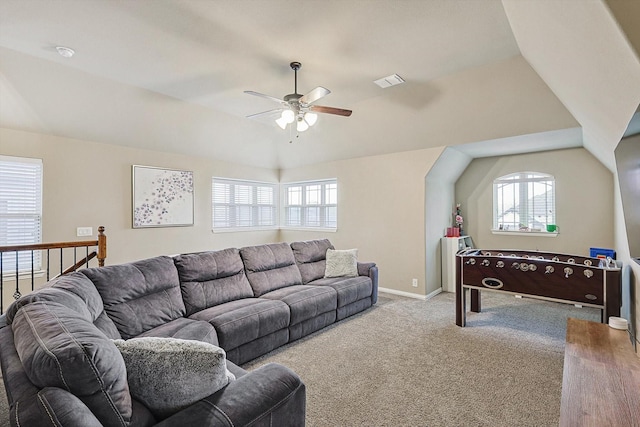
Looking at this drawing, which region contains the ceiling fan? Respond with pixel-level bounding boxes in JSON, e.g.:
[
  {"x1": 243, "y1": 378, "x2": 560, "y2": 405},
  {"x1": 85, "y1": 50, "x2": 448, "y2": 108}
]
[{"x1": 244, "y1": 61, "x2": 352, "y2": 132}]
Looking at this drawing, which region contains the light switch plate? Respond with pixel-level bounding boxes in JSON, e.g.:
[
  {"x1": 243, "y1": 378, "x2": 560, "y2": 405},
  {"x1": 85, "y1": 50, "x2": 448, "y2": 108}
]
[{"x1": 77, "y1": 227, "x2": 93, "y2": 237}]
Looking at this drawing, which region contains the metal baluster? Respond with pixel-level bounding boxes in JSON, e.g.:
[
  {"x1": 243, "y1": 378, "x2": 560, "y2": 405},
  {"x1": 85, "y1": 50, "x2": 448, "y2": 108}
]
[
  {"x1": 14, "y1": 250, "x2": 20, "y2": 300},
  {"x1": 60, "y1": 248, "x2": 63, "y2": 277},
  {"x1": 47, "y1": 249, "x2": 50, "y2": 281},
  {"x1": 31, "y1": 250, "x2": 35, "y2": 292},
  {"x1": 86, "y1": 246, "x2": 89, "y2": 268},
  {"x1": 73, "y1": 247, "x2": 77, "y2": 272}
]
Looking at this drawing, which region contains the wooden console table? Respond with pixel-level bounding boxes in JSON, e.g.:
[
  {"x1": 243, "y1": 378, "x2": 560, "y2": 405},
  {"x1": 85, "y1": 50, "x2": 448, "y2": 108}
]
[{"x1": 560, "y1": 318, "x2": 640, "y2": 426}]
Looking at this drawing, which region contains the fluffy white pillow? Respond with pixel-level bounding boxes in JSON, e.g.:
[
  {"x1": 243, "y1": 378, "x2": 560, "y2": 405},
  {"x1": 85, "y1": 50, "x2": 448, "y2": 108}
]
[
  {"x1": 325, "y1": 248, "x2": 358, "y2": 278},
  {"x1": 113, "y1": 337, "x2": 235, "y2": 419}
]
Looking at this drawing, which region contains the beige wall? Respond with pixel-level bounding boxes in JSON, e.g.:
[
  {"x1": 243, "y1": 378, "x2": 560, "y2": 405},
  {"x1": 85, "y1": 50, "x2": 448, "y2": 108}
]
[
  {"x1": 1, "y1": 126, "x2": 445, "y2": 302},
  {"x1": 455, "y1": 147, "x2": 615, "y2": 254},
  {"x1": 0, "y1": 127, "x2": 280, "y2": 266},
  {"x1": 280, "y1": 147, "x2": 444, "y2": 296}
]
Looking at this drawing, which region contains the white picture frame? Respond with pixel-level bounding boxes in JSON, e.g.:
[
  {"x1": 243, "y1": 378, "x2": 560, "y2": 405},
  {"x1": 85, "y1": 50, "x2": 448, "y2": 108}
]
[{"x1": 132, "y1": 165, "x2": 194, "y2": 228}]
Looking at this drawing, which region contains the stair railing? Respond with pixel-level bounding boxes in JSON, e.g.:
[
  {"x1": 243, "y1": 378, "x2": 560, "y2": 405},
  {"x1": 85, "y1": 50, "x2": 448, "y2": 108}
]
[{"x1": 0, "y1": 226, "x2": 106, "y2": 313}]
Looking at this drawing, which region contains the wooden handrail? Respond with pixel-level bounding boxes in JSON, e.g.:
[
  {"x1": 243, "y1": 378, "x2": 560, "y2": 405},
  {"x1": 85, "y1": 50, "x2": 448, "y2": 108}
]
[
  {"x1": 0, "y1": 226, "x2": 106, "y2": 264},
  {"x1": 61, "y1": 251, "x2": 97, "y2": 275},
  {"x1": 0, "y1": 226, "x2": 107, "y2": 252}
]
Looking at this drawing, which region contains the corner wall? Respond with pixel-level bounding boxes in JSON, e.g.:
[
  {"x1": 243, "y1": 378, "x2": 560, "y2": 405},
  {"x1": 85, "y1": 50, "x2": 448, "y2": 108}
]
[
  {"x1": 280, "y1": 147, "x2": 444, "y2": 296},
  {"x1": 425, "y1": 148, "x2": 472, "y2": 295}
]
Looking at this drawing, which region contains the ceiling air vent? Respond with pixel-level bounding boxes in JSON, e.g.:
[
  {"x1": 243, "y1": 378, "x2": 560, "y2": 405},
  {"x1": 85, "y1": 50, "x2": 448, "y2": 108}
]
[{"x1": 374, "y1": 74, "x2": 405, "y2": 88}]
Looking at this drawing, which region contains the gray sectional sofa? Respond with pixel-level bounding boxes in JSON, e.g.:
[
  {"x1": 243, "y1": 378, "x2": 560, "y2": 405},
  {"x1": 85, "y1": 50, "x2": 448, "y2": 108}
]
[{"x1": 0, "y1": 239, "x2": 378, "y2": 426}]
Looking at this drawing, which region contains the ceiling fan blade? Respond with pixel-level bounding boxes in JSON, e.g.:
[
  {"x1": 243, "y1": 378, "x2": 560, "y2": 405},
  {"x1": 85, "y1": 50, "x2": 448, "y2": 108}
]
[
  {"x1": 246, "y1": 108, "x2": 283, "y2": 119},
  {"x1": 244, "y1": 91, "x2": 285, "y2": 105},
  {"x1": 310, "y1": 105, "x2": 352, "y2": 117},
  {"x1": 300, "y1": 86, "x2": 330, "y2": 105}
]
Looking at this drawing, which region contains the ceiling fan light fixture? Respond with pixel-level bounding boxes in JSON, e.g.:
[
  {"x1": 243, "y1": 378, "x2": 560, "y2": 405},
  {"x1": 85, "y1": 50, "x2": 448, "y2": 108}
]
[
  {"x1": 297, "y1": 118, "x2": 309, "y2": 132},
  {"x1": 304, "y1": 112, "x2": 318, "y2": 126},
  {"x1": 281, "y1": 109, "x2": 295, "y2": 124},
  {"x1": 275, "y1": 117, "x2": 288, "y2": 129}
]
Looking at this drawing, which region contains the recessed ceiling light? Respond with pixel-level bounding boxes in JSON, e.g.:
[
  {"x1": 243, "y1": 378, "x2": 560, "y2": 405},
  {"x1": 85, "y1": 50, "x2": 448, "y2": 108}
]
[
  {"x1": 374, "y1": 74, "x2": 405, "y2": 88},
  {"x1": 56, "y1": 46, "x2": 75, "y2": 58}
]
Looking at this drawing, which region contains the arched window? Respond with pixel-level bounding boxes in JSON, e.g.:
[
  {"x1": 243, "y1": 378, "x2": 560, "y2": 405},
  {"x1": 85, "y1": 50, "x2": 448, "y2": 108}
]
[{"x1": 493, "y1": 172, "x2": 555, "y2": 232}]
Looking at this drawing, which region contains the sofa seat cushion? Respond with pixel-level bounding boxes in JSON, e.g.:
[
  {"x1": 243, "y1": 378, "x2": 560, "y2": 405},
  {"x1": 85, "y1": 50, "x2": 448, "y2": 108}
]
[
  {"x1": 188, "y1": 298, "x2": 289, "y2": 351},
  {"x1": 260, "y1": 285, "x2": 337, "y2": 325},
  {"x1": 308, "y1": 275, "x2": 373, "y2": 308},
  {"x1": 173, "y1": 249, "x2": 254, "y2": 315},
  {"x1": 291, "y1": 239, "x2": 334, "y2": 284},
  {"x1": 81, "y1": 256, "x2": 185, "y2": 339},
  {"x1": 11, "y1": 301, "x2": 132, "y2": 427},
  {"x1": 240, "y1": 243, "x2": 303, "y2": 296},
  {"x1": 136, "y1": 317, "x2": 219, "y2": 346},
  {"x1": 113, "y1": 337, "x2": 234, "y2": 420}
]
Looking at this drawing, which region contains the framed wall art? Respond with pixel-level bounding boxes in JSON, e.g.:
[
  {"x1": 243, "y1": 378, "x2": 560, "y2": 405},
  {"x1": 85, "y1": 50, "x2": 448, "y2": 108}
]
[{"x1": 132, "y1": 165, "x2": 194, "y2": 228}]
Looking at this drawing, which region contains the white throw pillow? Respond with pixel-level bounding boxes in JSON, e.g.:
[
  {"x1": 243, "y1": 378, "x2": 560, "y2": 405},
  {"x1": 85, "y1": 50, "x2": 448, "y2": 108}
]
[
  {"x1": 325, "y1": 248, "x2": 358, "y2": 278},
  {"x1": 113, "y1": 337, "x2": 235, "y2": 419}
]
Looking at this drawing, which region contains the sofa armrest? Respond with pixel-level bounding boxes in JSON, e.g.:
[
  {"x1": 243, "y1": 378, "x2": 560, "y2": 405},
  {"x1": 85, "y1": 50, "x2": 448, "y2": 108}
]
[
  {"x1": 154, "y1": 363, "x2": 306, "y2": 427},
  {"x1": 358, "y1": 262, "x2": 379, "y2": 305},
  {"x1": 357, "y1": 262, "x2": 375, "y2": 277}
]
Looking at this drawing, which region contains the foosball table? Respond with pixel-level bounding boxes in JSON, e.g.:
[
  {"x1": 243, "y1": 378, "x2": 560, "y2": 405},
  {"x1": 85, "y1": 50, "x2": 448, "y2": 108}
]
[{"x1": 455, "y1": 249, "x2": 622, "y2": 327}]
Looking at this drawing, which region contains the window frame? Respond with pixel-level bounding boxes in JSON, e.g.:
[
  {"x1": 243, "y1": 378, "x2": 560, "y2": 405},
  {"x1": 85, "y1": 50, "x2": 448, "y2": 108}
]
[
  {"x1": 0, "y1": 155, "x2": 43, "y2": 275},
  {"x1": 211, "y1": 177, "x2": 278, "y2": 232},
  {"x1": 492, "y1": 171, "x2": 556, "y2": 236},
  {"x1": 281, "y1": 179, "x2": 338, "y2": 232}
]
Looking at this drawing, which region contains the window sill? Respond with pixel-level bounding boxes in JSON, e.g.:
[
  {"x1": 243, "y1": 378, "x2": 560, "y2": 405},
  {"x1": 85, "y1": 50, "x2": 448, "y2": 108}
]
[
  {"x1": 2, "y1": 270, "x2": 46, "y2": 281},
  {"x1": 212, "y1": 227, "x2": 278, "y2": 233},
  {"x1": 491, "y1": 230, "x2": 558, "y2": 237},
  {"x1": 280, "y1": 227, "x2": 337, "y2": 233}
]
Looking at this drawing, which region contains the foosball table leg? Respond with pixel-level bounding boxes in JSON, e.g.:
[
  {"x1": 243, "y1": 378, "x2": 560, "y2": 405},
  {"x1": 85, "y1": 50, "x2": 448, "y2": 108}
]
[{"x1": 471, "y1": 289, "x2": 481, "y2": 313}]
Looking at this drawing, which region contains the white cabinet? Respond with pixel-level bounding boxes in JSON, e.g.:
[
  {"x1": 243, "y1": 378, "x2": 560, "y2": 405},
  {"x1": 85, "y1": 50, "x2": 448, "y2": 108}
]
[{"x1": 441, "y1": 236, "x2": 473, "y2": 292}]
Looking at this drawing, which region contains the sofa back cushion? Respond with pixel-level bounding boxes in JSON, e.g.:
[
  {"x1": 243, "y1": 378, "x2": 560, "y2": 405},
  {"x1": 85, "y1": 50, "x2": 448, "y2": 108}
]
[
  {"x1": 12, "y1": 301, "x2": 132, "y2": 427},
  {"x1": 81, "y1": 256, "x2": 185, "y2": 339},
  {"x1": 173, "y1": 249, "x2": 255, "y2": 315},
  {"x1": 240, "y1": 243, "x2": 303, "y2": 297},
  {"x1": 4, "y1": 272, "x2": 121, "y2": 339},
  {"x1": 291, "y1": 239, "x2": 334, "y2": 284}
]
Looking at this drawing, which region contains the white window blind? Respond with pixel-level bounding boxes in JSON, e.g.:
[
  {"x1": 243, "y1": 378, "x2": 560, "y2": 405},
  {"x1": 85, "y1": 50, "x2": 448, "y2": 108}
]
[
  {"x1": 0, "y1": 156, "x2": 43, "y2": 272},
  {"x1": 212, "y1": 178, "x2": 277, "y2": 230},
  {"x1": 493, "y1": 172, "x2": 555, "y2": 232},
  {"x1": 282, "y1": 179, "x2": 337, "y2": 230}
]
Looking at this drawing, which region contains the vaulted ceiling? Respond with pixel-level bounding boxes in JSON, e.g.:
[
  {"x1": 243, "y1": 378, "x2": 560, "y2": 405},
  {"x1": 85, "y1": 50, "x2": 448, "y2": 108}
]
[{"x1": 1, "y1": 0, "x2": 638, "y2": 170}]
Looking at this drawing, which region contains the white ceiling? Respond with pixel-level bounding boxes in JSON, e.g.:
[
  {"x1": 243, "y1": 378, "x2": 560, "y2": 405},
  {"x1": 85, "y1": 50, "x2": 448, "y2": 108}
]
[{"x1": 0, "y1": 0, "x2": 638, "y2": 170}]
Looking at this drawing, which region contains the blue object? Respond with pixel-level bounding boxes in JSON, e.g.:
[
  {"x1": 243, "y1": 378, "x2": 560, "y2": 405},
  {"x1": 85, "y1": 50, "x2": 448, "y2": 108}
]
[{"x1": 589, "y1": 247, "x2": 616, "y2": 259}]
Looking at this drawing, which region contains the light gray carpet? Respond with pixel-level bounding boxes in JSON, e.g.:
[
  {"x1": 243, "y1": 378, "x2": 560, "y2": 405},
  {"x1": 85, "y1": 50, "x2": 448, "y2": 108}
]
[
  {"x1": 0, "y1": 292, "x2": 599, "y2": 426},
  {"x1": 244, "y1": 292, "x2": 599, "y2": 427}
]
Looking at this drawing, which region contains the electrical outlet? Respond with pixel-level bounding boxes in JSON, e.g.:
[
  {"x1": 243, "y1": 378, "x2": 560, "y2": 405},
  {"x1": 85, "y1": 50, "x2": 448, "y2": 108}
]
[
  {"x1": 412, "y1": 278, "x2": 418, "y2": 287},
  {"x1": 77, "y1": 227, "x2": 93, "y2": 237}
]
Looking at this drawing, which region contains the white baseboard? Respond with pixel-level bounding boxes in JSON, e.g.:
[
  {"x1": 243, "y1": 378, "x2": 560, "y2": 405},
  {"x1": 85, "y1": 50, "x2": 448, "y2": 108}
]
[
  {"x1": 425, "y1": 287, "x2": 443, "y2": 300},
  {"x1": 378, "y1": 287, "x2": 428, "y2": 300}
]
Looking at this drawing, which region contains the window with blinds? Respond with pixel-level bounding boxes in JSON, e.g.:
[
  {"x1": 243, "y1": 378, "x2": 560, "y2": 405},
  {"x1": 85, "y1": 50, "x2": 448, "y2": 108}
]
[
  {"x1": 282, "y1": 179, "x2": 337, "y2": 230},
  {"x1": 493, "y1": 172, "x2": 555, "y2": 232},
  {"x1": 212, "y1": 178, "x2": 277, "y2": 230},
  {"x1": 0, "y1": 156, "x2": 43, "y2": 272}
]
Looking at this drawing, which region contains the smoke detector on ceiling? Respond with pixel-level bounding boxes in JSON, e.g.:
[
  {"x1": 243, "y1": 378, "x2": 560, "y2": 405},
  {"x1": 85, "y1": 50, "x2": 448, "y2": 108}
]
[
  {"x1": 56, "y1": 46, "x2": 75, "y2": 58},
  {"x1": 374, "y1": 74, "x2": 405, "y2": 88}
]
